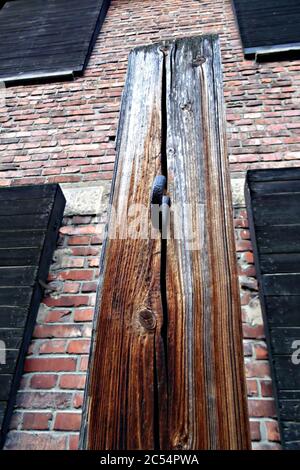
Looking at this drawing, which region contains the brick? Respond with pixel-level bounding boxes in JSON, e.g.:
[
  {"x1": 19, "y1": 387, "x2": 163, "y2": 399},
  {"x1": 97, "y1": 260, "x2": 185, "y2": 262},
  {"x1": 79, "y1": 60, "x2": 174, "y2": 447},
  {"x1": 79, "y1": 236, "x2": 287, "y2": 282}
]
[
  {"x1": 59, "y1": 374, "x2": 86, "y2": 390},
  {"x1": 22, "y1": 412, "x2": 52, "y2": 430},
  {"x1": 69, "y1": 434, "x2": 80, "y2": 450},
  {"x1": 74, "y1": 308, "x2": 94, "y2": 322},
  {"x1": 261, "y1": 380, "x2": 274, "y2": 397},
  {"x1": 16, "y1": 392, "x2": 73, "y2": 409},
  {"x1": 265, "y1": 421, "x2": 280, "y2": 442},
  {"x1": 57, "y1": 270, "x2": 94, "y2": 281},
  {"x1": 67, "y1": 339, "x2": 90, "y2": 354},
  {"x1": 245, "y1": 361, "x2": 271, "y2": 378},
  {"x1": 250, "y1": 421, "x2": 261, "y2": 441},
  {"x1": 54, "y1": 412, "x2": 81, "y2": 431},
  {"x1": 247, "y1": 379, "x2": 259, "y2": 397},
  {"x1": 30, "y1": 374, "x2": 58, "y2": 390},
  {"x1": 4, "y1": 432, "x2": 67, "y2": 450},
  {"x1": 24, "y1": 357, "x2": 76, "y2": 372}
]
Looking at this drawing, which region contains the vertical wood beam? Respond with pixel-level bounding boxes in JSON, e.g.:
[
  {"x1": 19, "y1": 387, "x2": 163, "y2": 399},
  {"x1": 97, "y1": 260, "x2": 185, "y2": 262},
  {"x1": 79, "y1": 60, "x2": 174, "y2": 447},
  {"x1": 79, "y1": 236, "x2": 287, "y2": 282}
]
[{"x1": 81, "y1": 35, "x2": 250, "y2": 450}]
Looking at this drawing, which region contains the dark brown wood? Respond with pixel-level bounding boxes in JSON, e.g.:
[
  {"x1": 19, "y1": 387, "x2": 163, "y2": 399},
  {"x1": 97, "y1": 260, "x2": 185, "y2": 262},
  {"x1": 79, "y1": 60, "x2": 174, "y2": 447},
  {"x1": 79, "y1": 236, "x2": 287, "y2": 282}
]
[{"x1": 81, "y1": 35, "x2": 250, "y2": 450}]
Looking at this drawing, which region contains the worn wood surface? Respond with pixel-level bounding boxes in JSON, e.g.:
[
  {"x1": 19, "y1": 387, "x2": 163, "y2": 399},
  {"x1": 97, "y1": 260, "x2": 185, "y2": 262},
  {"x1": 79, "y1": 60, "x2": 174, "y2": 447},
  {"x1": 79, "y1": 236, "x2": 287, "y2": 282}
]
[
  {"x1": 246, "y1": 167, "x2": 300, "y2": 450},
  {"x1": 82, "y1": 35, "x2": 250, "y2": 450},
  {"x1": 0, "y1": 184, "x2": 65, "y2": 449}
]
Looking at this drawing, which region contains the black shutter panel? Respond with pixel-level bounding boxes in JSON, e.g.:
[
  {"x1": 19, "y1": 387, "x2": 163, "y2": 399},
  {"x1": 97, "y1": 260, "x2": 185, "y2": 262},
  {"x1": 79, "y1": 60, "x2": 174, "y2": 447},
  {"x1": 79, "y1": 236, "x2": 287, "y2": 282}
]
[
  {"x1": 0, "y1": 184, "x2": 65, "y2": 448},
  {"x1": 0, "y1": 0, "x2": 111, "y2": 83},
  {"x1": 233, "y1": 0, "x2": 300, "y2": 59},
  {"x1": 245, "y1": 168, "x2": 300, "y2": 450}
]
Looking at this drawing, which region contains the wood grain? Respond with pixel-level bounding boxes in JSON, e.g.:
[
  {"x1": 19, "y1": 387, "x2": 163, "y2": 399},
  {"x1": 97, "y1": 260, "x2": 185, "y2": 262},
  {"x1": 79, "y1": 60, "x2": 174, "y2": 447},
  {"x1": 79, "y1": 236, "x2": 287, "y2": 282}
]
[{"x1": 82, "y1": 35, "x2": 250, "y2": 450}]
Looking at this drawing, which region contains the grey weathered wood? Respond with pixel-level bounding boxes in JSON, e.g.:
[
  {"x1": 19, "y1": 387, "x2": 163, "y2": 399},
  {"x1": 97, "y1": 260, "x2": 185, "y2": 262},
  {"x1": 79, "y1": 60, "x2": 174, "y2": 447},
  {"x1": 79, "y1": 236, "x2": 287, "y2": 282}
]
[{"x1": 81, "y1": 35, "x2": 250, "y2": 450}]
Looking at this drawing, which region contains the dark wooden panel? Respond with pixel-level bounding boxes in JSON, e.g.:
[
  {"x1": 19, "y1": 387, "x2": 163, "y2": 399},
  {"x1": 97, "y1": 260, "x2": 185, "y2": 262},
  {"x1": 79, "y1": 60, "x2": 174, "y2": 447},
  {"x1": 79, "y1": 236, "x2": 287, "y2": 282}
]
[
  {"x1": 233, "y1": 0, "x2": 300, "y2": 56},
  {"x1": 0, "y1": 213, "x2": 50, "y2": 231},
  {"x1": 263, "y1": 274, "x2": 300, "y2": 295},
  {"x1": 0, "y1": 184, "x2": 65, "y2": 449},
  {"x1": 0, "y1": 198, "x2": 53, "y2": 216},
  {"x1": 282, "y1": 422, "x2": 300, "y2": 442},
  {"x1": 246, "y1": 169, "x2": 300, "y2": 450},
  {"x1": 0, "y1": 0, "x2": 111, "y2": 82},
  {"x1": 248, "y1": 167, "x2": 300, "y2": 182},
  {"x1": 266, "y1": 296, "x2": 300, "y2": 327},
  {"x1": 0, "y1": 231, "x2": 45, "y2": 249},
  {"x1": 270, "y1": 328, "x2": 300, "y2": 355},
  {"x1": 0, "y1": 267, "x2": 37, "y2": 287},
  {"x1": 0, "y1": 403, "x2": 5, "y2": 428},
  {"x1": 0, "y1": 307, "x2": 28, "y2": 329},
  {"x1": 0, "y1": 329, "x2": 25, "y2": 350},
  {"x1": 0, "y1": 350, "x2": 20, "y2": 375},
  {"x1": 251, "y1": 180, "x2": 300, "y2": 196},
  {"x1": 260, "y1": 253, "x2": 300, "y2": 274},
  {"x1": 0, "y1": 248, "x2": 41, "y2": 267},
  {"x1": 0, "y1": 376, "x2": 12, "y2": 401},
  {"x1": 273, "y1": 356, "x2": 300, "y2": 390},
  {"x1": 279, "y1": 401, "x2": 300, "y2": 421},
  {"x1": 257, "y1": 226, "x2": 300, "y2": 254}
]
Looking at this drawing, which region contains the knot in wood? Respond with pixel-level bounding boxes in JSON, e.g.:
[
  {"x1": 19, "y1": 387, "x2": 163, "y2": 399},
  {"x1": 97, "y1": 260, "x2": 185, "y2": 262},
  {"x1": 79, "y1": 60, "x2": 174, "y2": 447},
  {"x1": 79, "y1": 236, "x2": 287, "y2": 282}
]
[
  {"x1": 138, "y1": 309, "x2": 156, "y2": 331},
  {"x1": 192, "y1": 55, "x2": 206, "y2": 67}
]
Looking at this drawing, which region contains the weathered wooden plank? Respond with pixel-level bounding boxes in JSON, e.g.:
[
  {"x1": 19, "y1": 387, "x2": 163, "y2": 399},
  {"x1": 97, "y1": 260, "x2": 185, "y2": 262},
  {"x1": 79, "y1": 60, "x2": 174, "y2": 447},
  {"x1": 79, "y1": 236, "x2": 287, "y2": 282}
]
[
  {"x1": 266, "y1": 296, "x2": 300, "y2": 326},
  {"x1": 82, "y1": 36, "x2": 250, "y2": 450},
  {"x1": 165, "y1": 36, "x2": 249, "y2": 450},
  {"x1": 0, "y1": 198, "x2": 53, "y2": 216},
  {"x1": 0, "y1": 231, "x2": 45, "y2": 249},
  {"x1": 262, "y1": 274, "x2": 300, "y2": 295},
  {"x1": 0, "y1": 329, "x2": 24, "y2": 350},
  {"x1": 0, "y1": 350, "x2": 20, "y2": 375},
  {"x1": 257, "y1": 226, "x2": 300, "y2": 254},
  {"x1": 83, "y1": 44, "x2": 166, "y2": 450},
  {"x1": 0, "y1": 214, "x2": 49, "y2": 231}
]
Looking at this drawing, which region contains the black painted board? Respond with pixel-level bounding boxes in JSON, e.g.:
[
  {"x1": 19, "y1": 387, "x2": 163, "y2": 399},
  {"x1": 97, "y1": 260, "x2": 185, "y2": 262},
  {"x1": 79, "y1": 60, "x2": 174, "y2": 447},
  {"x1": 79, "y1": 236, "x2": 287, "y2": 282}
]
[
  {"x1": 0, "y1": 0, "x2": 111, "y2": 82},
  {"x1": 233, "y1": 0, "x2": 300, "y2": 56},
  {"x1": 0, "y1": 307, "x2": 28, "y2": 329},
  {"x1": 257, "y1": 226, "x2": 300, "y2": 254},
  {"x1": 248, "y1": 167, "x2": 300, "y2": 183},
  {"x1": 260, "y1": 253, "x2": 300, "y2": 274},
  {"x1": 0, "y1": 376, "x2": 12, "y2": 401},
  {"x1": 270, "y1": 327, "x2": 300, "y2": 355},
  {"x1": 252, "y1": 193, "x2": 300, "y2": 226},
  {"x1": 245, "y1": 169, "x2": 300, "y2": 450},
  {"x1": 251, "y1": 180, "x2": 300, "y2": 196},
  {"x1": 0, "y1": 267, "x2": 37, "y2": 287},
  {"x1": 0, "y1": 231, "x2": 45, "y2": 250},
  {"x1": 263, "y1": 274, "x2": 300, "y2": 295},
  {"x1": 266, "y1": 296, "x2": 300, "y2": 327},
  {"x1": 0, "y1": 184, "x2": 65, "y2": 449}
]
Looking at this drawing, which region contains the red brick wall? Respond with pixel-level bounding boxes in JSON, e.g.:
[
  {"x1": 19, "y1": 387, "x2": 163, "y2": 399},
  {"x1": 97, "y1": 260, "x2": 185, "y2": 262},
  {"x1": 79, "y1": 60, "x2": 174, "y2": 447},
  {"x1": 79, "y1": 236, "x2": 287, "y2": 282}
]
[{"x1": 1, "y1": 0, "x2": 299, "y2": 450}]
